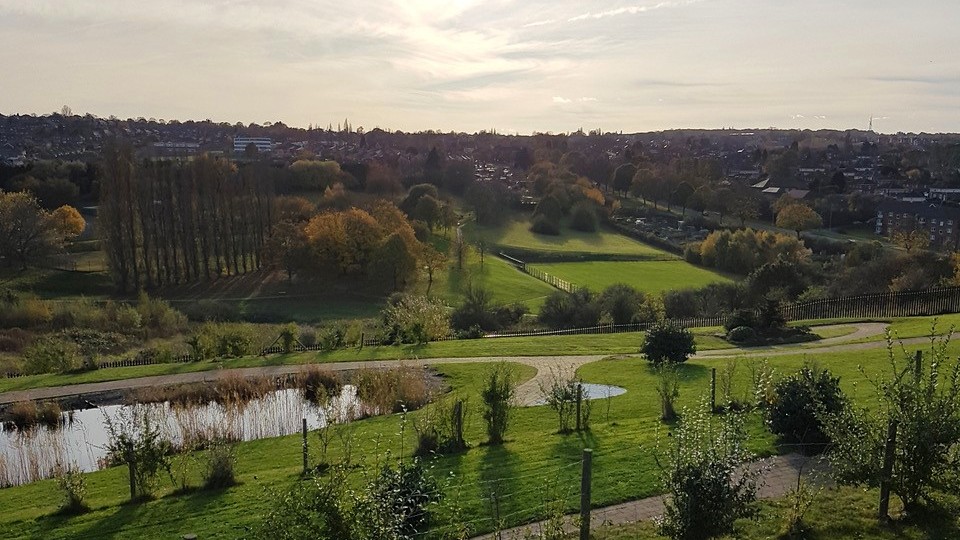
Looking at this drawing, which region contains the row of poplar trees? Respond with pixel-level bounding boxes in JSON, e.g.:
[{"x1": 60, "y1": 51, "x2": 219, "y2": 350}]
[{"x1": 99, "y1": 142, "x2": 276, "y2": 291}]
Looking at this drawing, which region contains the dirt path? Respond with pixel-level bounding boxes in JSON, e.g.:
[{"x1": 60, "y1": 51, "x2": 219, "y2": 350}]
[
  {"x1": 471, "y1": 453, "x2": 829, "y2": 539},
  {"x1": 0, "y1": 322, "x2": 928, "y2": 406}
]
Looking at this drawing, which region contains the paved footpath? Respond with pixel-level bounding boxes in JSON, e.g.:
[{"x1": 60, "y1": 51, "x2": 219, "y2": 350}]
[
  {"x1": 472, "y1": 453, "x2": 830, "y2": 539},
  {"x1": 2, "y1": 322, "x2": 944, "y2": 407}
]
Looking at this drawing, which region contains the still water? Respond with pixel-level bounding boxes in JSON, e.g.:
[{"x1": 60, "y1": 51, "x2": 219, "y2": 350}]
[{"x1": 0, "y1": 385, "x2": 360, "y2": 487}]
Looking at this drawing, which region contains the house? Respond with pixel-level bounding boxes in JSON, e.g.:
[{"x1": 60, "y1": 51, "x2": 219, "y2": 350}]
[{"x1": 875, "y1": 200, "x2": 960, "y2": 249}]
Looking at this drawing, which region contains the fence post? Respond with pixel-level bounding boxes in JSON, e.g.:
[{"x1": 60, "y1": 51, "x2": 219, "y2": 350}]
[
  {"x1": 710, "y1": 368, "x2": 717, "y2": 412},
  {"x1": 580, "y1": 448, "x2": 593, "y2": 540},
  {"x1": 302, "y1": 418, "x2": 309, "y2": 474},
  {"x1": 575, "y1": 384, "x2": 583, "y2": 432},
  {"x1": 128, "y1": 459, "x2": 137, "y2": 500},
  {"x1": 879, "y1": 419, "x2": 898, "y2": 523}
]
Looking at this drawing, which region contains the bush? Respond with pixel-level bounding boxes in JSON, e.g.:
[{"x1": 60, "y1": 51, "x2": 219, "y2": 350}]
[
  {"x1": 756, "y1": 298, "x2": 786, "y2": 331},
  {"x1": 450, "y1": 285, "x2": 498, "y2": 332},
  {"x1": 113, "y1": 304, "x2": 143, "y2": 332},
  {"x1": 58, "y1": 328, "x2": 131, "y2": 356},
  {"x1": 683, "y1": 243, "x2": 702, "y2": 265},
  {"x1": 0, "y1": 296, "x2": 52, "y2": 329},
  {"x1": 538, "y1": 289, "x2": 600, "y2": 329},
  {"x1": 657, "y1": 402, "x2": 760, "y2": 540},
  {"x1": 380, "y1": 295, "x2": 450, "y2": 344},
  {"x1": 279, "y1": 323, "x2": 299, "y2": 353},
  {"x1": 455, "y1": 324, "x2": 484, "y2": 339},
  {"x1": 414, "y1": 397, "x2": 468, "y2": 456},
  {"x1": 538, "y1": 368, "x2": 591, "y2": 433},
  {"x1": 215, "y1": 324, "x2": 257, "y2": 357},
  {"x1": 641, "y1": 322, "x2": 696, "y2": 365},
  {"x1": 0, "y1": 328, "x2": 31, "y2": 353},
  {"x1": 726, "y1": 326, "x2": 756, "y2": 343},
  {"x1": 481, "y1": 362, "x2": 515, "y2": 444},
  {"x1": 530, "y1": 214, "x2": 561, "y2": 235},
  {"x1": 724, "y1": 309, "x2": 757, "y2": 332},
  {"x1": 54, "y1": 467, "x2": 89, "y2": 515},
  {"x1": 769, "y1": 365, "x2": 846, "y2": 450},
  {"x1": 22, "y1": 339, "x2": 83, "y2": 374},
  {"x1": 569, "y1": 202, "x2": 598, "y2": 232},
  {"x1": 822, "y1": 336, "x2": 960, "y2": 513},
  {"x1": 203, "y1": 439, "x2": 237, "y2": 489},
  {"x1": 104, "y1": 405, "x2": 172, "y2": 500},
  {"x1": 135, "y1": 293, "x2": 187, "y2": 336},
  {"x1": 367, "y1": 458, "x2": 440, "y2": 537},
  {"x1": 299, "y1": 325, "x2": 318, "y2": 347}
]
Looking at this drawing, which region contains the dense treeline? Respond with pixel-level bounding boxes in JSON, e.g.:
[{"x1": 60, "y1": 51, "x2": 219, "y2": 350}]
[{"x1": 99, "y1": 142, "x2": 275, "y2": 291}]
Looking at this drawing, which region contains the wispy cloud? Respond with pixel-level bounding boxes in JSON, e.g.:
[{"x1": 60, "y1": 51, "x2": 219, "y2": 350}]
[
  {"x1": 568, "y1": 0, "x2": 704, "y2": 22},
  {"x1": 553, "y1": 96, "x2": 572, "y2": 103}
]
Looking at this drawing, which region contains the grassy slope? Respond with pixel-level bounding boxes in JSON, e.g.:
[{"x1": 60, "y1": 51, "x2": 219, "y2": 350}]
[
  {"x1": 530, "y1": 260, "x2": 731, "y2": 295},
  {"x1": 6, "y1": 336, "x2": 959, "y2": 538},
  {"x1": 414, "y1": 250, "x2": 556, "y2": 311}
]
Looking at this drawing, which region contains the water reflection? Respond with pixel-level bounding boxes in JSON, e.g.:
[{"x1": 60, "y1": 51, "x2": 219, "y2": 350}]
[{"x1": 0, "y1": 385, "x2": 361, "y2": 487}]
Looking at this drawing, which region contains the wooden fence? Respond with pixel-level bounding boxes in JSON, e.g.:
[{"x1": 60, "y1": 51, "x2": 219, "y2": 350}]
[
  {"x1": 498, "y1": 252, "x2": 588, "y2": 294},
  {"x1": 484, "y1": 317, "x2": 724, "y2": 339}
]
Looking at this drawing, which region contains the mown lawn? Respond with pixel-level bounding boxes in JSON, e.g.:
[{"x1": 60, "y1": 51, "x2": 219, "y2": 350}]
[
  {"x1": 529, "y1": 260, "x2": 731, "y2": 295},
  {"x1": 464, "y1": 220, "x2": 675, "y2": 258},
  {"x1": 3, "y1": 333, "x2": 956, "y2": 539}
]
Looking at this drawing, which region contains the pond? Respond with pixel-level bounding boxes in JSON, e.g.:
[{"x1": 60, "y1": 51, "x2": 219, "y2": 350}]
[
  {"x1": 529, "y1": 383, "x2": 626, "y2": 406},
  {"x1": 0, "y1": 385, "x2": 362, "y2": 488}
]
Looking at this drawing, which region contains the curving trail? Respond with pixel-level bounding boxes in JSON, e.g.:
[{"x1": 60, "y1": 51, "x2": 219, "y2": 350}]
[{"x1": 2, "y1": 321, "x2": 943, "y2": 407}]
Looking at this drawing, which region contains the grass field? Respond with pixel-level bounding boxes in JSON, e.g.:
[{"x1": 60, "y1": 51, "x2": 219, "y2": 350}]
[
  {"x1": 3, "y1": 334, "x2": 958, "y2": 539},
  {"x1": 0, "y1": 327, "x2": 731, "y2": 394},
  {"x1": 529, "y1": 260, "x2": 732, "y2": 295},
  {"x1": 416, "y1": 251, "x2": 556, "y2": 311},
  {"x1": 464, "y1": 219, "x2": 676, "y2": 259}
]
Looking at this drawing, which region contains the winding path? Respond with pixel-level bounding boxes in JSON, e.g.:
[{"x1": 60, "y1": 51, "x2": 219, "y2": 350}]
[{"x1": 0, "y1": 321, "x2": 938, "y2": 407}]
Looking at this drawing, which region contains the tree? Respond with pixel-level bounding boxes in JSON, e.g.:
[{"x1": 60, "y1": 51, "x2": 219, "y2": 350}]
[
  {"x1": 598, "y1": 283, "x2": 646, "y2": 325},
  {"x1": 822, "y1": 336, "x2": 960, "y2": 514},
  {"x1": 420, "y1": 245, "x2": 446, "y2": 295},
  {"x1": 475, "y1": 238, "x2": 488, "y2": 267},
  {"x1": 481, "y1": 362, "x2": 516, "y2": 444},
  {"x1": 671, "y1": 181, "x2": 696, "y2": 216},
  {"x1": 412, "y1": 195, "x2": 442, "y2": 231},
  {"x1": 731, "y1": 196, "x2": 760, "y2": 228},
  {"x1": 371, "y1": 232, "x2": 419, "y2": 291},
  {"x1": 0, "y1": 191, "x2": 83, "y2": 269},
  {"x1": 641, "y1": 321, "x2": 696, "y2": 365},
  {"x1": 612, "y1": 163, "x2": 637, "y2": 195},
  {"x1": 776, "y1": 204, "x2": 823, "y2": 240},
  {"x1": 891, "y1": 227, "x2": 930, "y2": 253}
]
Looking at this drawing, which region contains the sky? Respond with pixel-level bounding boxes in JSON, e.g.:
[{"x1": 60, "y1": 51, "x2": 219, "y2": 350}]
[{"x1": 1, "y1": 0, "x2": 958, "y2": 134}]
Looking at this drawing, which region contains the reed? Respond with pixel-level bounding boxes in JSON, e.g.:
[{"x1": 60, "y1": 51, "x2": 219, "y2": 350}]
[
  {"x1": 7, "y1": 401, "x2": 38, "y2": 430},
  {"x1": 353, "y1": 366, "x2": 432, "y2": 416},
  {"x1": 298, "y1": 365, "x2": 342, "y2": 404}
]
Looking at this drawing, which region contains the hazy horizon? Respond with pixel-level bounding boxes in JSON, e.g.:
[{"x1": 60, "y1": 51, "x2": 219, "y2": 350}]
[{"x1": 2, "y1": 0, "x2": 958, "y2": 135}]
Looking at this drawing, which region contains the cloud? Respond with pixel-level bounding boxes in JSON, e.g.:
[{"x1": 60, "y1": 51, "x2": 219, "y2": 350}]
[
  {"x1": 523, "y1": 19, "x2": 556, "y2": 28},
  {"x1": 568, "y1": 0, "x2": 703, "y2": 22},
  {"x1": 553, "y1": 96, "x2": 572, "y2": 103}
]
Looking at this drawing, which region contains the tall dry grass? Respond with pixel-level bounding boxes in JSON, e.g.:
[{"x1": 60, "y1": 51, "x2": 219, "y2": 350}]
[
  {"x1": 297, "y1": 365, "x2": 342, "y2": 404},
  {"x1": 353, "y1": 366, "x2": 432, "y2": 416}
]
